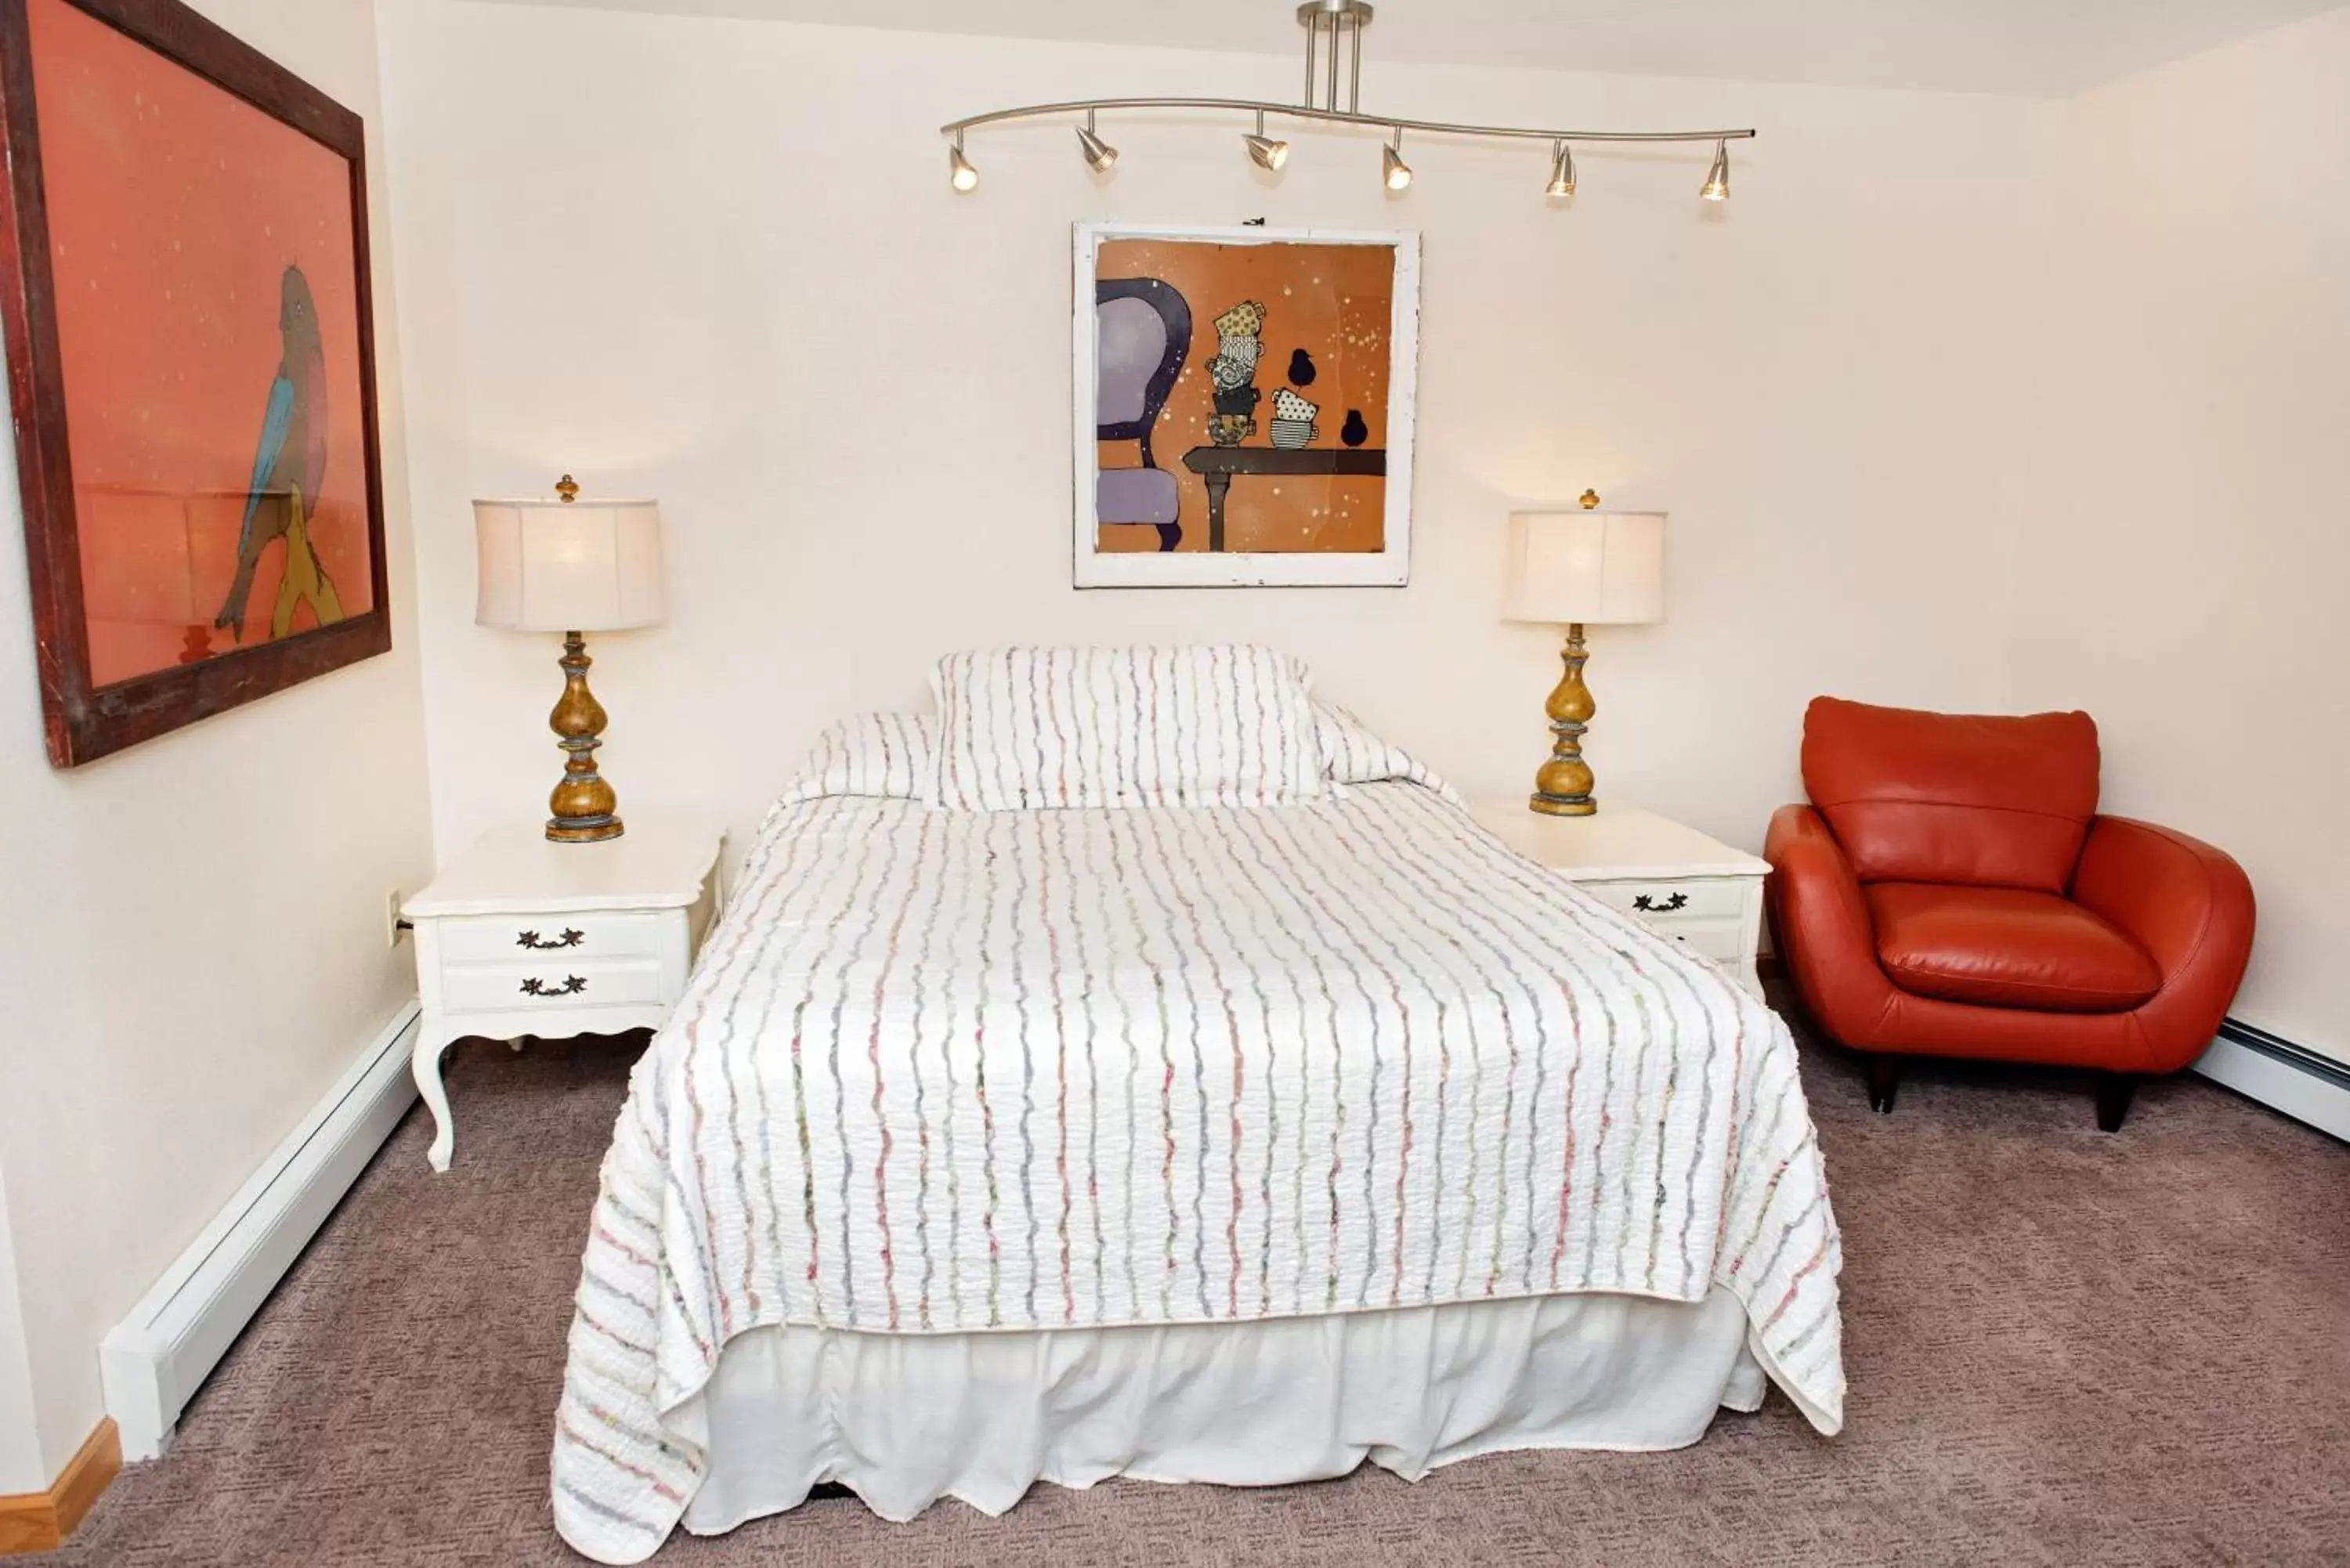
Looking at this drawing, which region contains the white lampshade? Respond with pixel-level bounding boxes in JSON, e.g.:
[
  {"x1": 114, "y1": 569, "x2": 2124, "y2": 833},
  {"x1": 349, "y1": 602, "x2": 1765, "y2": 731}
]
[
  {"x1": 1502, "y1": 509, "x2": 1666, "y2": 626},
  {"x1": 474, "y1": 494, "x2": 665, "y2": 633}
]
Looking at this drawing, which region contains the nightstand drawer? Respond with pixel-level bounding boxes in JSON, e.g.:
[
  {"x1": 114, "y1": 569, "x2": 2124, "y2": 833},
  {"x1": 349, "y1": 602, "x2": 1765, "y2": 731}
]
[
  {"x1": 1647, "y1": 918, "x2": 1748, "y2": 963},
  {"x1": 434, "y1": 910, "x2": 674, "y2": 966},
  {"x1": 438, "y1": 957, "x2": 667, "y2": 1015},
  {"x1": 1579, "y1": 878, "x2": 1746, "y2": 923}
]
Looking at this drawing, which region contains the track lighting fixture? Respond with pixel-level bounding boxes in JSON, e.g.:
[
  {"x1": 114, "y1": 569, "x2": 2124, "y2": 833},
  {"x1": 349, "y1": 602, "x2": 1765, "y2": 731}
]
[
  {"x1": 1382, "y1": 129, "x2": 1412, "y2": 191},
  {"x1": 1076, "y1": 110, "x2": 1119, "y2": 173},
  {"x1": 942, "y1": 1, "x2": 1757, "y2": 203},
  {"x1": 1546, "y1": 139, "x2": 1576, "y2": 199},
  {"x1": 1243, "y1": 110, "x2": 1289, "y2": 172}
]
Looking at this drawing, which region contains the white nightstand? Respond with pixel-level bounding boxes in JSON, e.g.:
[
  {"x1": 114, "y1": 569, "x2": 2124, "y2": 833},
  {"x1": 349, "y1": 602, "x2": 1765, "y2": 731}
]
[
  {"x1": 1470, "y1": 800, "x2": 1770, "y2": 1000},
  {"x1": 403, "y1": 821, "x2": 724, "y2": 1171}
]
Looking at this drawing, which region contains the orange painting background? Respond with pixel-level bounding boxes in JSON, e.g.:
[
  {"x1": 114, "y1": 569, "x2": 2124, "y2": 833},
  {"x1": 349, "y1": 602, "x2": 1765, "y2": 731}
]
[
  {"x1": 29, "y1": 0, "x2": 373, "y2": 687},
  {"x1": 1095, "y1": 237, "x2": 1393, "y2": 555}
]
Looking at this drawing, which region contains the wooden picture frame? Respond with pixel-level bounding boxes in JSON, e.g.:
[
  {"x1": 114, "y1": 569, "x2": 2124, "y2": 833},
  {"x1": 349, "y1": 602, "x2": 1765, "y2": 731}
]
[
  {"x1": 0, "y1": 0, "x2": 390, "y2": 766},
  {"x1": 1072, "y1": 222, "x2": 1419, "y2": 589}
]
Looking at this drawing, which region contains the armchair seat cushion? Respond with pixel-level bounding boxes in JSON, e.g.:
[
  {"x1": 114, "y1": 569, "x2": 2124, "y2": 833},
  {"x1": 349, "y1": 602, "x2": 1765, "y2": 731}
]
[{"x1": 1864, "y1": 882, "x2": 2161, "y2": 1014}]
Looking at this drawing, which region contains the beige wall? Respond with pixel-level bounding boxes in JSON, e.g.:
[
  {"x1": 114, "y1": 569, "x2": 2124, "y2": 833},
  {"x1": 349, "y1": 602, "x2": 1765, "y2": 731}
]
[
  {"x1": 2008, "y1": 6, "x2": 2350, "y2": 1064},
  {"x1": 0, "y1": 0, "x2": 432, "y2": 1484},
  {"x1": 0, "y1": 1166, "x2": 39, "y2": 1494},
  {"x1": 375, "y1": 2, "x2": 2063, "y2": 867}
]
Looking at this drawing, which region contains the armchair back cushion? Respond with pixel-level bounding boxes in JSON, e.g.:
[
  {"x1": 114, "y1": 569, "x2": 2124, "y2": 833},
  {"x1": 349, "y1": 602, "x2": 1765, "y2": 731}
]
[{"x1": 1801, "y1": 696, "x2": 2100, "y2": 895}]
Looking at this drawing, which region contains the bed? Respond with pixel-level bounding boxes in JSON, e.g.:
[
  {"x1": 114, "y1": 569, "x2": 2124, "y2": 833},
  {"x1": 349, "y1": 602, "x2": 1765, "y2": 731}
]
[{"x1": 551, "y1": 647, "x2": 1844, "y2": 1563}]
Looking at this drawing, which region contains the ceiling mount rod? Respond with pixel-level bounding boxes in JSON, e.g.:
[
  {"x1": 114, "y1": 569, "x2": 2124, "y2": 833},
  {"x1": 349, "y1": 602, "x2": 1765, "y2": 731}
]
[
  {"x1": 1349, "y1": 12, "x2": 1362, "y2": 111},
  {"x1": 1326, "y1": 12, "x2": 1340, "y2": 110},
  {"x1": 1299, "y1": 0, "x2": 1367, "y2": 113}
]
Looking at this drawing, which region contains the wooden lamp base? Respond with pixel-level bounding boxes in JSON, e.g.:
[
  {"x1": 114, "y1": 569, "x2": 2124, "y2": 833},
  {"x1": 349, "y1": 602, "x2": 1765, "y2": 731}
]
[
  {"x1": 546, "y1": 629, "x2": 624, "y2": 844},
  {"x1": 1529, "y1": 621, "x2": 1599, "y2": 817}
]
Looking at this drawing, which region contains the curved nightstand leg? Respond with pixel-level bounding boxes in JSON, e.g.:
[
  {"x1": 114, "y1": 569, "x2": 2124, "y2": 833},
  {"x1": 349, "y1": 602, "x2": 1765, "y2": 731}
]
[{"x1": 412, "y1": 1022, "x2": 459, "y2": 1173}]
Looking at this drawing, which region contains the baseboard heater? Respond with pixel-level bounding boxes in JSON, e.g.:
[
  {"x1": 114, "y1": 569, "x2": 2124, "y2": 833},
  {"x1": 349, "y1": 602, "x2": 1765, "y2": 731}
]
[
  {"x1": 100, "y1": 1002, "x2": 421, "y2": 1462},
  {"x1": 2193, "y1": 1017, "x2": 2350, "y2": 1144}
]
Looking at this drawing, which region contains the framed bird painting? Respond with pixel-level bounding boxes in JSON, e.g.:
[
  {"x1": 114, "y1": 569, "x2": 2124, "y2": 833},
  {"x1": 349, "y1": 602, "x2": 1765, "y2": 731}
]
[{"x1": 0, "y1": 0, "x2": 389, "y2": 765}]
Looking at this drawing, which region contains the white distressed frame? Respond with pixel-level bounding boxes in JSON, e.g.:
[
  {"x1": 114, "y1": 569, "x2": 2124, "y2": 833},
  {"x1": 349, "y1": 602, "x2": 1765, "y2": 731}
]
[{"x1": 1072, "y1": 222, "x2": 1420, "y2": 588}]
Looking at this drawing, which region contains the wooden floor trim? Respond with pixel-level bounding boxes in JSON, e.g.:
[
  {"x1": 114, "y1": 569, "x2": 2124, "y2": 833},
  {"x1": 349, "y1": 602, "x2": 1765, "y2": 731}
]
[{"x1": 0, "y1": 1420, "x2": 120, "y2": 1554}]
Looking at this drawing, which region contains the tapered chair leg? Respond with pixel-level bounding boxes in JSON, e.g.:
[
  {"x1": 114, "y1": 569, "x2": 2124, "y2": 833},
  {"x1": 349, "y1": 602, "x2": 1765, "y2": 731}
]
[
  {"x1": 2093, "y1": 1073, "x2": 2139, "y2": 1133},
  {"x1": 1862, "y1": 1053, "x2": 1901, "y2": 1115}
]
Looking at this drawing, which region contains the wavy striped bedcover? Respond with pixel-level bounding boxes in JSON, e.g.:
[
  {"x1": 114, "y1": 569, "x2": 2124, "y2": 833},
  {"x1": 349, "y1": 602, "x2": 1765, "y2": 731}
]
[{"x1": 552, "y1": 781, "x2": 1845, "y2": 1562}]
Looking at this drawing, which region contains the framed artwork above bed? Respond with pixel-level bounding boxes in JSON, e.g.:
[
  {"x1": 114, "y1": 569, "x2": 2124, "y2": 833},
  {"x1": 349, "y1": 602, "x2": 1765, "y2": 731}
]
[
  {"x1": 0, "y1": 0, "x2": 390, "y2": 766},
  {"x1": 1072, "y1": 222, "x2": 1419, "y2": 589}
]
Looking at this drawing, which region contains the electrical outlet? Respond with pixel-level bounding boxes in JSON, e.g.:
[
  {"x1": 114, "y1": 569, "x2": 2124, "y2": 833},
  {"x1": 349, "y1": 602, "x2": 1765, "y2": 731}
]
[{"x1": 386, "y1": 887, "x2": 407, "y2": 948}]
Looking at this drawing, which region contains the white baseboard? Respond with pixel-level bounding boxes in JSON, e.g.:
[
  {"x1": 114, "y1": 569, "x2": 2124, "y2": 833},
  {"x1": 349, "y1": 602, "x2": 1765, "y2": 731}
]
[
  {"x1": 2193, "y1": 1021, "x2": 2350, "y2": 1145},
  {"x1": 100, "y1": 1001, "x2": 421, "y2": 1462}
]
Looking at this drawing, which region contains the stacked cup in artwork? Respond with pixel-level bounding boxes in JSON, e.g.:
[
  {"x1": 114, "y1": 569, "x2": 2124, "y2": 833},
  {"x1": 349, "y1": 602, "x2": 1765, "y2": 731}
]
[
  {"x1": 1269, "y1": 387, "x2": 1319, "y2": 450},
  {"x1": 1207, "y1": 299, "x2": 1267, "y2": 446}
]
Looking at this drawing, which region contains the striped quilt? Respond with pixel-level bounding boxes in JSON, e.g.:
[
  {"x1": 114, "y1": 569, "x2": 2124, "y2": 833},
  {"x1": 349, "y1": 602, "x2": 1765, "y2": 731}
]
[{"x1": 551, "y1": 738, "x2": 1845, "y2": 1562}]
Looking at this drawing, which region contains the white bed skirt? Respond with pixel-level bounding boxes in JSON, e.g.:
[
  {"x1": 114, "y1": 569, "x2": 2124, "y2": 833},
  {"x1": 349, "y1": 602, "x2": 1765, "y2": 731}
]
[{"x1": 675, "y1": 1288, "x2": 1766, "y2": 1537}]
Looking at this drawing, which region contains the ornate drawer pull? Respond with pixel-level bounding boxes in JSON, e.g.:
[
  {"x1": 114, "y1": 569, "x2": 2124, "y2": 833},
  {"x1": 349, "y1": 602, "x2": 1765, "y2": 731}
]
[
  {"x1": 520, "y1": 975, "x2": 588, "y2": 997},
  {"x1": 517, "y1": 928, "x2": 585, "y2": 950},
  {"x1": 1633, "y1": 891, "x2": 1690, "y2": 913}
]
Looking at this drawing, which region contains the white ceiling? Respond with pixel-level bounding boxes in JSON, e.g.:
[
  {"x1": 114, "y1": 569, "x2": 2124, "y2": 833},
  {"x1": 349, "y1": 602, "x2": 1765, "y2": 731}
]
[{"x1": 477, "y1": 0, "x2": 2341, "y2": 96}]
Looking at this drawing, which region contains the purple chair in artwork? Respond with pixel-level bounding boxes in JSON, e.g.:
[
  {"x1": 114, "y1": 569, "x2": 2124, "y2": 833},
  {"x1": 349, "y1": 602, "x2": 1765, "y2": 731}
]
[{"x1": 1096, "y1": 277, "x2": 1192, "y2": 552}]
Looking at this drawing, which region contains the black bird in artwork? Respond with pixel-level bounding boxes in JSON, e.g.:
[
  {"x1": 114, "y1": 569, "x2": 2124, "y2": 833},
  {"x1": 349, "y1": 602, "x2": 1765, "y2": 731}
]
[
  {"x1": 1341, "y1": 408, "x2": 1368, "y2": 447},
  {"x1": 1288, "y1": 347, "x2": 1317, "y2": 386}
]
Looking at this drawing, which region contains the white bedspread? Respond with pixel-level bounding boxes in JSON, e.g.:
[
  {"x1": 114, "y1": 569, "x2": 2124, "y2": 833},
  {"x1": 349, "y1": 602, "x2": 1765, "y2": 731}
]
[{"x1": 552, "y1": 780, "x2": 1844, "y2": 1563}]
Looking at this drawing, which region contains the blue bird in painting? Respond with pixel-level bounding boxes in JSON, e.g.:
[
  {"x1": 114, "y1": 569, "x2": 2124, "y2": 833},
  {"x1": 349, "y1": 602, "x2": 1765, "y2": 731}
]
[{"x1": 215, "y1": 264, "x2": 339, "y2": 642}]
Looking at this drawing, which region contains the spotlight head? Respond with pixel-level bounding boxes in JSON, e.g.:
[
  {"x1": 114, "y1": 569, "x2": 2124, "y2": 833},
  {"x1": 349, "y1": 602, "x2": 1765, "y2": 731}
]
[
  {"x1": 1246, "y1": 132, "x2": 1290, "y2": 172},
  {"x1": 1076, "y1": 115, "x2": 1119, "y2": 174},
  {"x1": 1382, "y1": 137, "x2": 1412, "y2": 192},
  {"x1": 948, "y1": 139, "x2": 978, "y2": 193},
  {"x1": 1701, "y1": 139, "x2": 1730, "y2": 201},
  {"x1": 1546, "y1": 140, "x2": 1576, "y2": 199}
]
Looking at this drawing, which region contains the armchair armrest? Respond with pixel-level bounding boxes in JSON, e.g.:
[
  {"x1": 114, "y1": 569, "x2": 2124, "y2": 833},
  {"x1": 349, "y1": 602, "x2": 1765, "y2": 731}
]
[
  {"x1": 1765, "y1": 804, "x2": 1898, "y2": 1044},
  {"x1": 2070, "y1": 816, "x2": 2256, "y2": 1068}
]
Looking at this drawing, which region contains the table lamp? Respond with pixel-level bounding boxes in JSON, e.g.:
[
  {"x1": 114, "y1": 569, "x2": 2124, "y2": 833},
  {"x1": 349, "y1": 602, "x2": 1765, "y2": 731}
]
[
  {"x1": 474, "y1": 475, "x2": 665, "y2": 843},
  {"x1": 1501, "y1": 492, "x2": 1665, "y2": 816}
]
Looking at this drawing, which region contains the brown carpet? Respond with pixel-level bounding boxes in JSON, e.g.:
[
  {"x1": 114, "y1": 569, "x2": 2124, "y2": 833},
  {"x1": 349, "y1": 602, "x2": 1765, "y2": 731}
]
[{"x1": 45, "y1": 995, "x2": 2350, "y2": 1566}]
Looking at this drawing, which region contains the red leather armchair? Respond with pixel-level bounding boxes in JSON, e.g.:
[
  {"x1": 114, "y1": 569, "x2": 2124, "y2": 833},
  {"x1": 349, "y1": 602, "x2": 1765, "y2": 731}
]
[{"x1": 1765, "y1": 697, "x2": 2255, "y2": 1130}]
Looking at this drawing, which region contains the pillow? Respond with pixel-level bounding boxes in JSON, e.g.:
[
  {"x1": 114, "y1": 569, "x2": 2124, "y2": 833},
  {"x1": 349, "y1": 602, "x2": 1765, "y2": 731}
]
[
  {"x1": 931, "y1": 645, "x2": 1325, "y2": 811},
  {"x1": 1314, "y1": 702, "x2": 1460, "y2": 804},
  {"x1": 770, "y1": 711, "x2": 936, "y2": 818}
]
